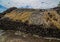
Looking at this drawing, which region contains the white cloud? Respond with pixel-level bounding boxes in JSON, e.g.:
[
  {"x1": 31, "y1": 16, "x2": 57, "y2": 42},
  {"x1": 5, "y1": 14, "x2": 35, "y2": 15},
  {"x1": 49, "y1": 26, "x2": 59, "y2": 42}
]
[{"x1": 0, "y1": 0, "x2": 60, "y2": 9}]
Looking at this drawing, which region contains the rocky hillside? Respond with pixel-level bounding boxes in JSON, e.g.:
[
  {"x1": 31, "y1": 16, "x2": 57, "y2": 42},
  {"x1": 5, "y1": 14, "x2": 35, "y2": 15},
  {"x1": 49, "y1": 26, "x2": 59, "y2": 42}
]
[
  {"x1": 0, "y1": 7, "x2": 60, "y2": 29},
  {"x1": 0, "y1": 7, "x2": 60, "y2": 38}
]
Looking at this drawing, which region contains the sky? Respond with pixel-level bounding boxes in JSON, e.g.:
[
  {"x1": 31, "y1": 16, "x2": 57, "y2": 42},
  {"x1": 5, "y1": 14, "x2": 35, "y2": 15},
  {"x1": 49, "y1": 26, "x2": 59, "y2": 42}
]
[
  {"x1": 0, "y1": 5, "x2": 7, "y2": 13},
  {"x1": 0, "y1": 0, "x2": 60, "y2": 13}
]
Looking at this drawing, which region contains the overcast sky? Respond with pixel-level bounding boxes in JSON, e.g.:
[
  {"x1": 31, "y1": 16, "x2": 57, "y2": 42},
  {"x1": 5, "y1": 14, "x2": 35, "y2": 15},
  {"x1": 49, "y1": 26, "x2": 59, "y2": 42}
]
[{"x1": 0, "y1": 0, "x2": 60, "y2": 9}]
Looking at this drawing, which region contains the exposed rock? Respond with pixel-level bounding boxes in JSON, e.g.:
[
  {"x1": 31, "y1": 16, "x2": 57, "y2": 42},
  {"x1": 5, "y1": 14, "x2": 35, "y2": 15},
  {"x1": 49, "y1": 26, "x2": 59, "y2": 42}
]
[
  {"x1": 0, "y1": 7, "x2": 60, "y2": 38},
  {"x1": 1, "y1": 8, "x2": 60, "y2": 29}
]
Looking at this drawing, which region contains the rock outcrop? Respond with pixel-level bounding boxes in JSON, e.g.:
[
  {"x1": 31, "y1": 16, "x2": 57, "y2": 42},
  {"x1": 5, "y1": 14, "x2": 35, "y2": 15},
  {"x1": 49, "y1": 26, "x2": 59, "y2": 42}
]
[
  {"x1": 0, "y1": 7, "x2": 60, "y2": 38},
  {"x1": 1, "y1": 7, "x2": 60, "y2": 29}
]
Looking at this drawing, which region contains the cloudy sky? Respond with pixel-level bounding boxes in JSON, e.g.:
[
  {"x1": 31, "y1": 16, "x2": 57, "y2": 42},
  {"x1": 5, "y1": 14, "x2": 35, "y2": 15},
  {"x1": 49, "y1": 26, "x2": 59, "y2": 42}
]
[{"x1": 0, "y1": 0, "x2": 60, "y2": 12}]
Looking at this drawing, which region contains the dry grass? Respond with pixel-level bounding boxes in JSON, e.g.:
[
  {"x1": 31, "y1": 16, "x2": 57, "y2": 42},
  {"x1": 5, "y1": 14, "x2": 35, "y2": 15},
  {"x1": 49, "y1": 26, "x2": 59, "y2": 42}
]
[
  {"x1": 44, "y1": 10, "x2": 60, "y2": 29},
  {"x1": 4, "y1": 10, "x2": 32, "y2": 22}
]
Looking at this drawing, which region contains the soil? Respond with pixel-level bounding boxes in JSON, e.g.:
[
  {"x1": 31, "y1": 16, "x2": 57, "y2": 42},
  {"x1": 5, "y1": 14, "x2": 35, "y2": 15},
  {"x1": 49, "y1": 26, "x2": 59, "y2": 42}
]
[{"x1": 0, "y1": 31, "x2": 60, "y2": 42}]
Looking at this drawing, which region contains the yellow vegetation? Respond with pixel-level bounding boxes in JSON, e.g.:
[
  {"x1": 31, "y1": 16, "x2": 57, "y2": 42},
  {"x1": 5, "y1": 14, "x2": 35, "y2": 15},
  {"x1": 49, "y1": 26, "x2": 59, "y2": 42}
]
[
  {"x1": 51, "y1": 18, "x2": 60, "y2": 29},
  {"x1": 44, "y1": 10, "x2": 60, "y2": 29},
  {"x1": 4, "y1": 10, "x2": 32, "y2": 22}
]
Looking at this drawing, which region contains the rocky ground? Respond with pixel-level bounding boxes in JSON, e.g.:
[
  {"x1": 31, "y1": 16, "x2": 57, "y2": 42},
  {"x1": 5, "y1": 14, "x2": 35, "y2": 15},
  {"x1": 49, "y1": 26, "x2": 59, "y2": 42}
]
[{"x1": 0, "y1": 30, "x2": 60, "y2": 42}]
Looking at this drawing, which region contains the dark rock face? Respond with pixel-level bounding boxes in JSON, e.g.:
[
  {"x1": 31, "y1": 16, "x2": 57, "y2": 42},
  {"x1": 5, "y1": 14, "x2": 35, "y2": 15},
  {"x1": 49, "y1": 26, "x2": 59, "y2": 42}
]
[
  {"x1": 53, "y1": 7, "x2": 60, "y2": 14},
  {"x1": 53, "y1": 7, "x2": 60, "y2": 10},
  {"x1": 2, "y1": 7, "x2": 17, "y2": 15},
  {"x1": 0, "y1": 7, "x2": 17, "y2": 18},
  {"x1": 0, "y1": 13, "x2": 3, "y2": 18}
]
